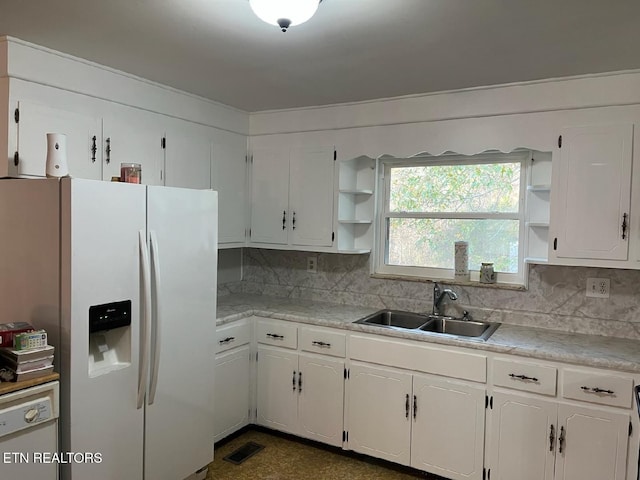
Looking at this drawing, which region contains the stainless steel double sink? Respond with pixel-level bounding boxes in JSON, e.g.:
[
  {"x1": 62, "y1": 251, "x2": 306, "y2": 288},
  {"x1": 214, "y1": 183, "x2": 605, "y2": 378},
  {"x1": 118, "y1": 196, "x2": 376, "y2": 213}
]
[{"x1": 354, "y1": 309, "x2": 500, "y2": 341}]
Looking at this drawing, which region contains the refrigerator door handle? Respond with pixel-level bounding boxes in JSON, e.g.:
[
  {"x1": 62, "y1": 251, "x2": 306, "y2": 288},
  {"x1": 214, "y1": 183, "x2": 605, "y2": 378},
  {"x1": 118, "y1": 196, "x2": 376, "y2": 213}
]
[
  {"x1": 148, "y1": 230, "x2": 162, "y2": 405},
  {"x1": 138, "y1": 230, "x2": 152, "y2": 410}
]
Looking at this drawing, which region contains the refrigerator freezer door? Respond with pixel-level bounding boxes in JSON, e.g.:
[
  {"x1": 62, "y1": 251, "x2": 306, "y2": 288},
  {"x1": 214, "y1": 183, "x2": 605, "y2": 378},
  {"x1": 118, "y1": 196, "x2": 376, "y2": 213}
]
[
  {"x1": 145, "y1": 186, "x2": 218, "y2": 480},
  {"x1": 62, "y1": 179, "x2": 146, "y2": 480}
]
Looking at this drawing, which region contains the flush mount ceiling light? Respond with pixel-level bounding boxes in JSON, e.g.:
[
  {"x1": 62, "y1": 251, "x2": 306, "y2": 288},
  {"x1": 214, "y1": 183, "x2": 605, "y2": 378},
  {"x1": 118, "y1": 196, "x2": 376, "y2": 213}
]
[{"x1": 249, "y1": 0, "x2": 321, "y2": 32}]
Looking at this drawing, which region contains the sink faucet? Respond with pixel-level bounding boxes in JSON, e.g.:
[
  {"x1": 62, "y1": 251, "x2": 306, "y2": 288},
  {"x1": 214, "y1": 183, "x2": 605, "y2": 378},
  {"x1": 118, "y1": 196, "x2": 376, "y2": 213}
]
[{"x1": 432, "y1": 282, "x2": 458, "y2": 316}]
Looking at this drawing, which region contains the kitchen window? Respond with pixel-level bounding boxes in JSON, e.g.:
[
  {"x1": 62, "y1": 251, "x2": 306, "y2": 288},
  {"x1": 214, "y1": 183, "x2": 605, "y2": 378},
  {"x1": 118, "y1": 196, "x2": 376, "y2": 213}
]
[{"x1": 375, "y1": 153, "x2": 527, "y2": 285}]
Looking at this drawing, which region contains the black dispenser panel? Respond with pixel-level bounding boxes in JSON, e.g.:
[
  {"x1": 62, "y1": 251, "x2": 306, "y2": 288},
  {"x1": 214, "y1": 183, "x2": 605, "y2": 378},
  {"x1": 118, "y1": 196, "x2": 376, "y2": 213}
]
[{"x1": 89, "y1": 300, "x2": 132, "y2": 333}]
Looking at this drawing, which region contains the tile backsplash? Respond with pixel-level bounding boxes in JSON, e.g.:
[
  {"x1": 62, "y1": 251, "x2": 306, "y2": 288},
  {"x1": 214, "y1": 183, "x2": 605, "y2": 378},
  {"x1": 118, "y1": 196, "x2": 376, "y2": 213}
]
[{"x1": 228, "y1": 248, "x2": 640, "y2": 340}]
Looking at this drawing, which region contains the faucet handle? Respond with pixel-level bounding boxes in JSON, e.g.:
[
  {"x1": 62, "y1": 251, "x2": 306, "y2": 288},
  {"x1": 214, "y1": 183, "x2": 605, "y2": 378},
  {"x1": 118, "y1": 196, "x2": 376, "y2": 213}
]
[{"x1": 462, "y1": 310, "x2": 473, "y2": 321}]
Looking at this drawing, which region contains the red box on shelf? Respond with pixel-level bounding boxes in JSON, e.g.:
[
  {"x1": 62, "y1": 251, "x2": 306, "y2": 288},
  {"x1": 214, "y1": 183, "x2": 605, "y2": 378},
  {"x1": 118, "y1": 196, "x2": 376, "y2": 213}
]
[{"x1": 0, "y1": 322, "x2": 35, "y2": 348}]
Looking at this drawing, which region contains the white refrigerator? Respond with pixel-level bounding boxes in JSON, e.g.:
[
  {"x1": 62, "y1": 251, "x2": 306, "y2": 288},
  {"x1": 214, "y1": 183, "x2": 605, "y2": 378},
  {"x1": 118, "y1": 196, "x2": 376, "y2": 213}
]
[{"x1": 0, "y1": 177, "x2": 217, "y2": 480}]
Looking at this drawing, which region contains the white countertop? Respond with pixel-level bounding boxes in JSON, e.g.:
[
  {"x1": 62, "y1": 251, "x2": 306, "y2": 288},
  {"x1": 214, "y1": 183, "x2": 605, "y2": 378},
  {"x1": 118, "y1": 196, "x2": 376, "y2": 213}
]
[{"x1": 217, "y1": 293, "x2": 640, "y2": 374}]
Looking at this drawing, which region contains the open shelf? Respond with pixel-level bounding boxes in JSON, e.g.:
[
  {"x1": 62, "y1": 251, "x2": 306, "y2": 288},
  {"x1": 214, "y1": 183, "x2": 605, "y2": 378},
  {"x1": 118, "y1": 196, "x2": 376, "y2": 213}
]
[
  {"x1": 337, "y1": 156, "x2": 376, "y2": 254},
  {"x1": 525, "y1": 151, "x2": 552, "y2": 264}
]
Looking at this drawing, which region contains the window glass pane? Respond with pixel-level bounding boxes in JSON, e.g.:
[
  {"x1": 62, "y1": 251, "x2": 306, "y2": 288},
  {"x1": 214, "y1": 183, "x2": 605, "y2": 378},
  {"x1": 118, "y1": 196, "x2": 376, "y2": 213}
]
[
  {"x1": 389, "y1": 163, "x2": 521, "y2": 213},
  {"x1": 387, "y1": 218, "x2": 519, "y2": 273}
]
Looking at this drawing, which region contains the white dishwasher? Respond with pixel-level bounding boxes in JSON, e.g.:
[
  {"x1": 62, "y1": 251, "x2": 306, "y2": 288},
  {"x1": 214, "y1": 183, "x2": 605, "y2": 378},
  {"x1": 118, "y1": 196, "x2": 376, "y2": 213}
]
[{"x1": 0, "y1": 381, "x2": 59, "y2": 480}]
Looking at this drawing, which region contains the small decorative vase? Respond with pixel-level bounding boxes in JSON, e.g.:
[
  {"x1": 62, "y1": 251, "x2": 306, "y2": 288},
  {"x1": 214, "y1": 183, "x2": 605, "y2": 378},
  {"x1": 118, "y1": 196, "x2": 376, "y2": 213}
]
[
  {"x1": 454, "y1": 241, "x2": 469, "y2": 281},
  {"x1": 479, "y1": 263, "x2": 496, "y2": 284},
  {"x1": 45, "y1": 133, "x2": 69, "y2": 178}
]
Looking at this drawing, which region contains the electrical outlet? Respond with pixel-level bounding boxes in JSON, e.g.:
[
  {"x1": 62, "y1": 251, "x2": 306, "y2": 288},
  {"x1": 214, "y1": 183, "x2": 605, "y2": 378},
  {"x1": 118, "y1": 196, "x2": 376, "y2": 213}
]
[
  {"x1": 307, "y1": 256, "x2": 318, "y2": 274},
  {"x1": 586, "y1": 278, "x2": 610, "y2": 298}
]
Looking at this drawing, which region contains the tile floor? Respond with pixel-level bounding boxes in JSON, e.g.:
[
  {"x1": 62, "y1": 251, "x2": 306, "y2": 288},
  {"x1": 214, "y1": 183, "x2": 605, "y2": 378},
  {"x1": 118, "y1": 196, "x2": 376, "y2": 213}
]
[{"x1": 207, "y1": 429, "x2": 441, "y2": 479}]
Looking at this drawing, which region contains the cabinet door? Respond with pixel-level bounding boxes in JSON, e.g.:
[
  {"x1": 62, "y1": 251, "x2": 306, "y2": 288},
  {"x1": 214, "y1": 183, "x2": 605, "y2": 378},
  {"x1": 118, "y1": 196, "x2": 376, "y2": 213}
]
[
  {"x1": 102, "y1": 114, "x2": 164, "y2": 185},
  {"x1": 553, "y1": 124, "x2": 633, "y2": 260},
  {"x1": 256, "y1": 346, "x2": 298, "y2": 434},
  {"x1": 250, "y1": 147, "x2": 290, "y2": 245},
  {"x1": 214, "y1": 346, "x2": 251, "y2": 442},
  {"x1": 165, "y1": 121, "x2": 212, "y2": 189},
  {"x1": 212, "y1": 135, "x2": 247, "y2": 243},
  {"x1": 16, "y1": 101, "x2": 101, "y2": 179},
  {"x1": 555, "y1": 404, "x2": 629, "y2": 480},
  {"x1": 347, "y1": 363, "x2": 412, "y2": 466},
  {"x1": 489, "y1": 391, "x2": 556, "y2": 480},
  {"x1": 289, "y1": 146, "x2": 335, "y2": 247},
  {"x1": 297, "y1": 354, "x2": 344, "y2": 447},
  {"x1": 411, "y1": 375, "x2": 485, "y2": 480}
]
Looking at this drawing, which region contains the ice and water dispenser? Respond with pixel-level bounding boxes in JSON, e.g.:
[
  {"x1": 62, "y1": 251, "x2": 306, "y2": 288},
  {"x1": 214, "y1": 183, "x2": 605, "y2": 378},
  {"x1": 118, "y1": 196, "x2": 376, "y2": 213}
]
[{"x1": 88, "y1": 300, "x2": 132, "y2": 376}]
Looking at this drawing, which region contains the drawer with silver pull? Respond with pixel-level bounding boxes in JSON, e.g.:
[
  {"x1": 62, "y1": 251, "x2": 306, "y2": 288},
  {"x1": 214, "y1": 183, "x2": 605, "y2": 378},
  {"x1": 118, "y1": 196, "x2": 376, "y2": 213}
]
[
  {"x1": 300, "y1": 326, "x2": 346, "y2": 357},
  {"x1": 562, "y1": 368, "x2": 633, "y2": 408},
  {"x1": 215, "y1": 321, "x2": 252, "y2": 354},
  {"x1": 492, "y1": 358, "x2": 557, "y2": 396},
  {"x1": 256, "y1": 320, "x2": 298, "y2": 349}
]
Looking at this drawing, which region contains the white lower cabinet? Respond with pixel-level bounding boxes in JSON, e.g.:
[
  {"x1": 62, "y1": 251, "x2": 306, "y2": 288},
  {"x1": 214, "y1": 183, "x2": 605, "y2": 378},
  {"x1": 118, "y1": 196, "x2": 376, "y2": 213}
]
[
  {"x1": 555, "y1": 404, "x2": 629, "y2": 480},
  {"x1": 489, "y1": 374, "x2": 631, "y2": 480},
  {"x1": 214, "y1": 346, "x2": 251, "y2": 442},
  {"x1": 411, "y1": 374, "x2": 485, "y2": 480},
  {"x1": 489, "y1": 392, "x2": 557, "y2": 480},
  {"x1": 256, "y1": 346, "x2": 345, "y2": 447},
  {"x1": 347, "y1": 363, "x2": 413, "y2": 465},
  {"x1": 347, "y1": 363, "x2": 485, "y2": 480}
]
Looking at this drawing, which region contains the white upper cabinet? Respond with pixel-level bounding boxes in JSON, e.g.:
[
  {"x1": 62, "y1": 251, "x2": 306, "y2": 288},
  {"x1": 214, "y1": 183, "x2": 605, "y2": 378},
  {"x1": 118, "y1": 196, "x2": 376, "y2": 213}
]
[
  {"x1": 164, "y1": 120, "x2": 212, "y2": 190},
  {"x1": 212, "y1": 134, "x2": 248, "y2": 245},
  {"x1": 14, "y1": 101, "x2": 102, "y2": 179},
  {"x1": 289, "y1": 146, "x2": 335, "y2": 247},
  {"x1": 550, "y1": 124, "x2": 633, "y2": 264},
  {"x1": 250, "y1": 145, "x2": 335, "y2": 249},
  {"x1": 102, "y1": 111, "x2": 165, "y2": 185},
  {"x1": 250, "y1": 146, "x2": 290, "y2": 245}
]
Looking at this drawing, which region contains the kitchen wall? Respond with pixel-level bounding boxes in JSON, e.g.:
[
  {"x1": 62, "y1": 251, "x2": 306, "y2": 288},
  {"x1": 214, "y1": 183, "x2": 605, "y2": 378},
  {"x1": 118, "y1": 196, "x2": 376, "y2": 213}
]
[{"x1": 233, "y1": 248, "x2": 640, "y2": 341}]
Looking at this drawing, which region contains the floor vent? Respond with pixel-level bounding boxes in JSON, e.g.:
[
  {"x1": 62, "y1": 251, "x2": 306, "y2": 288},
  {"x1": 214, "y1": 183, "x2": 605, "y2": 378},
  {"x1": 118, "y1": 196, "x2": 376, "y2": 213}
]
[{"x1": 223, "y1": 441, "x2": 265, "y2": 465}]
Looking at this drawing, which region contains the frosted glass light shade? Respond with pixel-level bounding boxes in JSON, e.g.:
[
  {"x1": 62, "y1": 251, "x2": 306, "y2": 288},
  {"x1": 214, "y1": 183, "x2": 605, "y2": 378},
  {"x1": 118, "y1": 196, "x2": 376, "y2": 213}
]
[{"x1": 250, "y1": 0, "x2": 320, "y2": 31}]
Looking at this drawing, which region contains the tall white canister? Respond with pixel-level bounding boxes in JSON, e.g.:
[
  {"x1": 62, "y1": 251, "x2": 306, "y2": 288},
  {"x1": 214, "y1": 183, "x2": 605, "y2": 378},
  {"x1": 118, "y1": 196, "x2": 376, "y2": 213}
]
[
  {"x1": 454, "y1": 241, "x2": 469, "y2": 281},
  {"x1": 45, "y1": 133, "x2": 69, "y2": 178}
]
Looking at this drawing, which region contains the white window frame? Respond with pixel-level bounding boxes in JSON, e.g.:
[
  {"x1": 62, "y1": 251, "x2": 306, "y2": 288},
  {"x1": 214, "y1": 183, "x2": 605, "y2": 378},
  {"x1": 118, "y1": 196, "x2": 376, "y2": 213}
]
[{"x1": 374, "y1": 152, "x2": 528, "y2": 286}]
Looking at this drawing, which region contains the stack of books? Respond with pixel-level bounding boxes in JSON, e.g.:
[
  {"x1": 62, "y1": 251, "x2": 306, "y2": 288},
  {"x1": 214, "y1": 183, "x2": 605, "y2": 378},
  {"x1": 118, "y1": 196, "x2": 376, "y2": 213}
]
[{"x1": 0, "y1": 342, "x2": 55, "y2": 382}]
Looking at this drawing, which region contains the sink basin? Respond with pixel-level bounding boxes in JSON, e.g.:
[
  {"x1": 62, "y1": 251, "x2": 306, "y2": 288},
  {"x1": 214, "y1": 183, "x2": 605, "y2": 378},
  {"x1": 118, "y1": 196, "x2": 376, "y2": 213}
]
[
  {"x1": 355, "y1": 310, "x2": 431, "y2": 329},
  {"x1": 420, "y1": 316, "x2": 500, "y2": 341},
  {"x1": 354, "y1": 309, "x2": 500, "y2": 341}
]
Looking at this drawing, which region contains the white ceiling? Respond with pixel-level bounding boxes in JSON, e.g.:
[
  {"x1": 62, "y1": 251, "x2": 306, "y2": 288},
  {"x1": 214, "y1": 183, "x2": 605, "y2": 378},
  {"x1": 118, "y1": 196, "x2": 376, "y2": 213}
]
[{"x1": 1, "y1": 0, "x2": 639, "y2": 112}]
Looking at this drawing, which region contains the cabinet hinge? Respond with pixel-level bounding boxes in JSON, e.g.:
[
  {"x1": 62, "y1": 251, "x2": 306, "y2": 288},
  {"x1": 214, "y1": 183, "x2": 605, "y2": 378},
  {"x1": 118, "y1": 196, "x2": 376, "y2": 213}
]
[
  {"x1": 629, "y1": 421, "x2": 633, "y2": 436},
  {"x1": 558, "y1": 135, "x2": 562, "y2": 148},
  {"x1": 161, "y1": 136, "x2": 166, "y2": 149},
  {"x1": 333, "y1": 150, "x2": 337, "y2": 161},
  {"x1": 553, "y1": 238, "x2": 558, "y2": 251},
  {"x1": 14, "y1": 108, "x2": 19, "y2": 123},
  {"x1": 13, "y1": 151, "x2": 19, "y2": 167}
]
